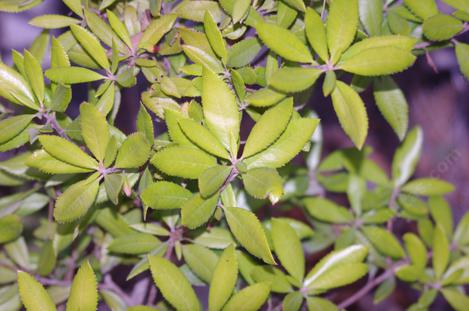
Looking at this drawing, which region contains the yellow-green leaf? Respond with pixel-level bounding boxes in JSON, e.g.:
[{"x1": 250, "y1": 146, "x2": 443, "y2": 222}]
[
  {"x1": 373, "y1": 76, "x2": 409, "y2": 140},
  {"x1": 0, "y1": 62, "x2": 37, "y2": 109},
  {"x1": 106, "y1": 10, "x2": 132, "y2": 48},
  {"x1": 402, "y1": 178, "x2": 455, "y2": 196},
  {"x1": 362, "y1": 226, "x2": 405, "y2": 259},
  {"x1": 66, "y1": 261, "x2": 98, "y2": 311},
  {"x1": 182, "y1": 244, "x2": 219, "y2": 283},
  {"x1": 223, "y1": 207, "x2": 275, "y2": 264},
  {"x1": 181, "y1": 193, "x2": 218, "y2": 229},
  {"x1": 149, "y1": 256, "x2": 201, "y2": 311},
  {"x1": 115, "y1": 133, "x2": 151, "y2": 168},
  {"x1": 80, "y1": 102, "x2": 109, "y2": 162},
  {"x1": 269, "y1": 67, "x2": 322, "y2": 93},
  {"x1": 141, "y1": 181, "x2": 192, "y2": 210},
  {"x1": 109, "y1": 233, "x2": 160, "y2": 255},
  {"x1": 151, "y1": 145, "x2": 217, "y2": 179},
  {"x1": 271, "y1": 218, "x2": 304, "y2": 281},
  {"x1": 245, "y1": 117, "x2": 319, "y2": 169},
  {"x1": 0, "y1": 114, "x2": 34, "y2": 144},
  {"x1": 199, "y1": 165, "x2": 232, "y2": 198},
  {"x1": 256, "y1": 22, "x2": 313, "y2": 63},
  {"x1": 330, "y1": 81, "x2": 368, "y2": 149},
  {"x1": 204, "y1": 11, "x2": 227, "y2": 61},
  {"x1": 209, "y1": 245, "x2": 238, "y2": 311},
  {"x1": 404, "y1": 0, "x2": 438, "y2": 20},
  {"x1": 26, "y1": 150, "x2": 94, "y2": 174},
  {"x1": 183, "y1": 45, "x2": 225, "y2": 73},
  {"x1": 24, "y1": 50, "x2": 44, "y2": 103},
  {"x1": 54, "y1": 174, "x2": 100, "y2": 223},
  {"x1": 29, "y1": 14, "x2": 80, "y2": 29},
  {"x1": 179, "y1": 119, "x2": 230, "y2": 159},
  {"x1": 222, "y1": 282, "x2": 271, "y2": 311},
  {"x1": 433, "y1": 225, "x2": 450, "y2": 279},
  {"x1": 423, "y1": 14, "x2": 463, "y2": 41},
  {"x1": 327, "y1": 0, "x2": 359, "y2": 63},
  {"x1": 38, "y1": 135, "x2": 98, "y2": 169},
  {"x1": 392, "y1": 127, "x2": 423, "y2": 187},
  {"x1": 242, "y1": 168, "x2": 283, "y2": 204},
  {"x1": 243, "y1": 98, "x2": 293, "y2": 158},
  {"x1": 456, "y1": 42, "x2": 469, "y2": 80},
  {"x1": 18, "y1": 271, "x2": 57, "y2": 311},
  {"x1": 305, "y1": 7, "x2": 329, "y2": 61},
  {"x1": 139, "y1": 14, "x2": 177, "y2": 52},
  {"x1": 45, "y1": 67, "x2": 105, "y2": 84},
  {"x1": 0, "y1": 215, "x2": 23, "y2": 244},
  {"x1": 70, "y1": 24, "x2": 110, "y2": 69},
  {"x1": 202, "y1": 68, "x2": 240, "y2": 155}
]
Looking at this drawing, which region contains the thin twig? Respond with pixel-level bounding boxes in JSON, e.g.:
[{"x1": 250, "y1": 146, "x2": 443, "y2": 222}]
[{"x1": 338, "y1": 260, "x2": 407, "y2": 309}]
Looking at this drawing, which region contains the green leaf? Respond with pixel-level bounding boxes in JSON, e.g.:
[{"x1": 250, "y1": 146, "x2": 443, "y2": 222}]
[
  {"x1": 115, "y1": 133, "x2": 151, "y2": 168},
  {"x1": 18, "y1": 271, "x2": 57, "y2": 311},
  {"x1": 209, "y1": 245, "x2": 238, "y2": 311},
  {"x1": 359, "y1": 0, "x2": 382, "y2": 36},
  {"x1": 423, "y1": 14, "x2": 463, "y2": 41},
  {"x1": 244, "y1": 117, "x2": 319, "y2": 169},
  {"x1": 181, "y1": 193, "x2": 218, "y2": 229},
  {"x1": 330, "y1": 81, "x2": 368, "y2": 149},
  {"x1": 23, "y1": 50, "x2": 44, "y2": 104},
  {"x1": 373, "y1": 76, "x2": 409, "y2": 140},
  {"x1": 183, "y1": 45, "x2": 224, "y2": 73},
  {"x1": 149, "y1": 256, "x2": 201, "y2": 311},
  {"x1": 442, "y1": 0, "x2": 469, "y2": 11},
  {"x1": 204, "y1": 11, "x2": 227, "y2": 61},
  {"x1": 151, "y1": 145, "x2": 217, "y2": 179},
  {"x1": 84, "y1": 10, "x2": 126, "y2": 53},
  {"x1": 245, "y1": 87, "x2": 287, "y2": 107},
  {"x1": 303, "y1": 244, "x2": 368, "y2": 291},
  {"x1": 403, "y1": 233, "x2": 427, "y2": 271},
  {"x1": 38, "y1": 135, "x2": 98, "y2": 169},
  {"x1": 433, "y1": 224, "x2": 450, "y2": 279},
  {"x1": 269, "y1": 67, "x2": 322, "y2": 93},
  {"x1": 29, "y1": 14, "x2": 80, "y2": 29},
  {"x1": 0, "y1": 114, "x2": 34, "y2": 144},
  {"x1": 307, "y1": 263, "x2": 368, "y2": 293},
  {"x1": 305, "y1": 8, "x2": 328, "y2": 61},
  {"x1": 282, "y1": 292, "x2": 303, "y2": 311},
  {"x1": 456, "y1": 42, "x2": 469, "y2": 80},
  {"x1": 222, "y1": 282, "x2": 270, "y2": 311},
  {"x1": 70, "y1": 24, "x2": 110, "y2": 69},
  {"x1": 362, "y1": 226, "x2": 405, "y2": 259},
  {"x1": 243, "y1": 98, "x2": 293, "y2": 158},
  {"x1": 227, "y1": 38, "x2": 262, "y2": 68},
  {"x1": 429, "y1": 196, "x2": 453, "y2": 236},
  {"x1": 141, "y1": 181, "x2": 192, "y2": 210},
  {"x1": 165, "y1": 109, "x2": 192, "y2": 145},
  {"x1": 232, "y1": 0, "x2": 250, "y2": 23},
  {"x1": 66, "y1": 261, "x2": 98, "y2": 311},
  {"x1": 327, "y1": 0, "x2": 359, "y2": 63},
  {"x1": 45, "y1": 67, "x2": 105, "y2": 84},
  {"x1": 339, "y1": 46, "x2": 416, "y2": 76},
  {"x1": 242, "y1": 168, "x2": 283, "y2": 204},
  {"x1": 199, "y1": 165, "x2": 232, "y2": 198},
  {"x1": 404, "y1": 0, "x2": 439, "y2": 20},
  {"x1": 26, "y1": 150, "x2": 93, "y2": 174},
  {"x1": 402, "y1": 178, "x2": 455, "y2": 196},
  {"x1": 341, "y1": 35, "x2": 416, "y2": 60},
  {"x1": 37, "y1": 240, "x2": 56, "y2": 276},
  {"x1": 271, "y1": 218, "x2": 304, "y2": 281},
  {"x1": 174, "y1": 0, "x2": 224, "y2": 22},
  {"x1": 392, "y1": 127, "x2": 423, "y2": 186},
  {"x1": 104, "y1": 173, "x2": 123, "y2": 204},
  {"x1": 139, "y1": 14, "x2": 177, "y2": 52},
  {"x1": 51, "y1": 36, "x2": 71, "y2": 67},
  {"x1": 442, "y1": 288, "x2": 469, "y2": 311},
  {"x1": 373, "y1": 277, "x2": 396, "y2": 304},
  {"x1": 202, "y1": 68, "x2": 240, "y2": 155},
  {"x1": 137, "y1": 105, "x2": 154, "y2": 143},
  {"x1": 106, "y1": 10, "x2": 132, "y2": 48},
  {"x1": 80, "y1": 102, "x2": 109, "y2": 162},
  {"x1": 182, "y1": 244, "x2": 218, "y2": 283},
  {"x1": 323, "y1": 71, "x2": 337, "y2": 97},
  {"x1": 223, "y1": 207, "x2": 275, "y2": 264},
  {"x1": 0, "y1": 215, "x2": 23, "y2": 244},
  {"x1": 54, "y1": 174, "x2": 100, "y2": 223},
  {"x1": 306, "y1": 297, "x2": 339, "y2": 311},
  {"x1": 109, "y1": 233, "x2": 160, "y2": 255},
  {"x1": 0, "y1": 62, "x2": 37, "y2": 109},
  {"x1": 303, "y1": 197, "x2": 353, "y2": 224},
  {"x1": 256, "y1": 22, "x2": 313, "y2": 63},
  {"x1": 179, "y1": 119, "x2": 230, "y2": 159}
]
